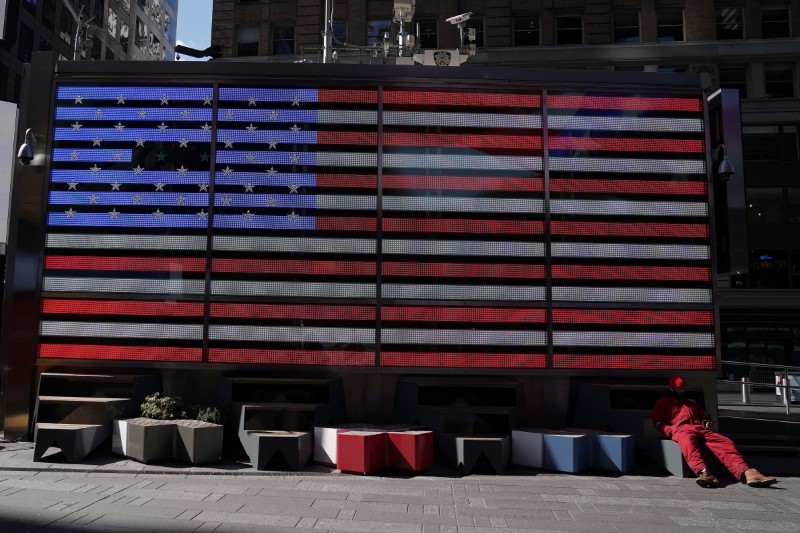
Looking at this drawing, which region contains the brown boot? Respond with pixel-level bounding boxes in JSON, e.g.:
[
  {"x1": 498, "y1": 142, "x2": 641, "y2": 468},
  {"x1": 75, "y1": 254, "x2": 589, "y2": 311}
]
[
  {"x1": 743, "y1": 468, "x2": 777, "y2": 487},
  {"x1": 696, "y1": 469, "x2": 718, "y2": 488}
]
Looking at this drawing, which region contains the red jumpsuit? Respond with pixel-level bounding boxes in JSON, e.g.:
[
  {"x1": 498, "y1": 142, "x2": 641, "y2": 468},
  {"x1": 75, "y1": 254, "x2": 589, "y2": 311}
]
[{"x1": 651, "y1": 394, "x2": 750, "y2": 479}]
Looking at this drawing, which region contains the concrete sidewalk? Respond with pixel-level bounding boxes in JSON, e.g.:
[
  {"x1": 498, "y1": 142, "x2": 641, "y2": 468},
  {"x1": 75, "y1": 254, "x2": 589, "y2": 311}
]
[{"x1": 0, "y1": 441, "x2": 798, "y2": 533}]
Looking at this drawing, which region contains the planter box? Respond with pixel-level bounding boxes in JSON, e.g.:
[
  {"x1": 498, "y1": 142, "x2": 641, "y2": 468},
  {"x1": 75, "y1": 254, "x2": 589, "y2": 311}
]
[
  {"x1": 175, "y1": 420, "x2": 223, "y2": 465},
  {"x1": 113, "y1": 418, "x2": 224, "y2": 465},
  {"x1": 124, "y1": 418, "x2": 176, "y2": 464}
]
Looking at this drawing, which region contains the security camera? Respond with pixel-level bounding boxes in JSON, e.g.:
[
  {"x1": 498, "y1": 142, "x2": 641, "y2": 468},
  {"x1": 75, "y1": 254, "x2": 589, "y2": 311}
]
[
  {"x1": 446, "y1": 12, "x2": 472, "y2": 25},
  {"x1": 17, "y1": 143, "x2": 33, "y2": 165}
]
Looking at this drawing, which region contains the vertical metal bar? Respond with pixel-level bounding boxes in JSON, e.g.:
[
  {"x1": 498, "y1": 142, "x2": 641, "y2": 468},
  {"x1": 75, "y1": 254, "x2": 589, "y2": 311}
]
[{"x1": 741, "y1": 377, "x2": 750, "y2": 404}]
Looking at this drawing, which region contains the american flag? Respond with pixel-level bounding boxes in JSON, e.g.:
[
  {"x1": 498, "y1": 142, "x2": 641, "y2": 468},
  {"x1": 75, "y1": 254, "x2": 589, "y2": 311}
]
[
  {"x1": 547, "y1": 93, "x2": 715, "y2": 370},
  {"x1": 40, "y1": 84, "x2": 214, "y2": 362},
  {"x1": 38, "y1": 82, "x2": 714, "y2": 371}
]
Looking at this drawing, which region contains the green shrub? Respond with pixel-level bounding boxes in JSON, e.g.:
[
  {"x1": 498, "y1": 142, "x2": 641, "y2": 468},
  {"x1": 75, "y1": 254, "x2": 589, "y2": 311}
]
[
  {"x1": 189, "y1": 405, "x2": 223, "y2": 425},
  {"x1": 140, "y1": 392, "x2": 186, "y2": 420}
]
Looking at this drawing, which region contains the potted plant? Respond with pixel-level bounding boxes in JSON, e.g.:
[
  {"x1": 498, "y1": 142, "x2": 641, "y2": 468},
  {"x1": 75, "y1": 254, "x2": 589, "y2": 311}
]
[{"x1": 174, "y1": 405, "x2": 224, "y2": 465}]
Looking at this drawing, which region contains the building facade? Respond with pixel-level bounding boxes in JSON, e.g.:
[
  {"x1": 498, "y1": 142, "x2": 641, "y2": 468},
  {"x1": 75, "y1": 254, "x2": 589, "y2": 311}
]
[
  {"x1": 211, "y1": 0, "x2": 800, "y2": 371},
  {"x1": 0, "y1": 0, "x2": 178, "y2": 103}
]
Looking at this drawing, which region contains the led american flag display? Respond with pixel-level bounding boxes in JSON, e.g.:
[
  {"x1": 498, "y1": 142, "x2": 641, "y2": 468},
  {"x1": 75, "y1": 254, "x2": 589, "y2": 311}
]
[{"x1": 39, "y1": 82, "x2": 715, "y2": 371}]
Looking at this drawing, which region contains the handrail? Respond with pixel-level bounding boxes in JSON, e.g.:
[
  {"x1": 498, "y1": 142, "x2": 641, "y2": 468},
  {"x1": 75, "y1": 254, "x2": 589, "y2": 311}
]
[{"x1": 719, "y1": 360, "x2": 799, "y2": 415}]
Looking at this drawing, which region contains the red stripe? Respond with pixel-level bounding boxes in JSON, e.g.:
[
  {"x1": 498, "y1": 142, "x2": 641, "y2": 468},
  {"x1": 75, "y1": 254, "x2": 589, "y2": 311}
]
[
  {"x1": 384, "y1": 175, "x2": 544, "y2": 192},
  {"x1": 39, "y1": 344, "x2": 202, "y2": 362},
  {"x1": 317, "y1": 89, "x2": 378, "y2": 104},
  {"x1": 547, "y1": 95, "x2": 702, "y2": 112},
  {"x1": 551, "y1": 179, "x2": 706, "y2": 196},
  {"x1": 382, "y1": 219, "x2": 545, "y2": 235},
  {"x1": 315, "y1": 174, "x2": 377, "y2": 188},
  {"x1": 381, "y1": 352, "x2": 547, "y2": 368},
  {"x1": 41, "y1": 298, "x2": 205, "y2": 317},
  {"x1": 549, "y1": 137, "x2": 703, "y2": 153},
  {"x1": 553, "y1": 354, "x2": 716, "y2": 370},
  {"x1": 212, "y1": 259, "x2": 376, "y2": 276},
  {"x1": 44, "y1": 256, "x2": 206, "y2": 272},
  {"x1": 552, "y1": 265, "x2": 711, "y2": 282},
  {"x1": 383, "y1": 132, "x2": 542, "y2": 149},
  {"x1": 552, "y1": 309, "x2": 714, "y2": 326},
  {"x1": 209, "y1": 349, "x2": 375, "y2": 366},
  {"x1": 551, "y1": 221, "x2": 709, "y2": 238},
  {"x1": 382, "y1": 262, "x2": 545, "y2": 279},
  {"x1": 384, "y1": 90, "x2": 541, "y2": 108},
  {"x1": 315, "y1": 217, "x2": 377, "y2": 231},
  {"x1": 210, "y1": 303, "x2": 375, "y2": 320},
  {"x1": 382, "y1": 306, "x2": 546, "y2": 323}
]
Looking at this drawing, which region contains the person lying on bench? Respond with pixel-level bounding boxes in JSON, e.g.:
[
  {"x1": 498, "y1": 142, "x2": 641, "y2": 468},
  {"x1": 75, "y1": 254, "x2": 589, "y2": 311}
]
[{"x1": 652, "y1": 375, "x2": 777, "y2": 488}]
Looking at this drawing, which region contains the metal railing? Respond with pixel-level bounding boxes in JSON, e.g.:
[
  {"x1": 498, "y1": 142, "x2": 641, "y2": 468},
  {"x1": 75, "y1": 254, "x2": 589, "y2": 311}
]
[{"x1": 719, "y1": 360, "x2": 800, "y2": 415}]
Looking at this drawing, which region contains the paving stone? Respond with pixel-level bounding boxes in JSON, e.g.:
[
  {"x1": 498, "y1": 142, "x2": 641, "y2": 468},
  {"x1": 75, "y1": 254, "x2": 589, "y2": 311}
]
[
  {"x1": 235, "y1": 503, "x2": 339, "y2": 519},
  {"x1": 673, "y1": 516, "x2": 795, "y2": 530},
  {"x1": 314, "y1": 517, "x2": 422, "y2": 532},
  {"x1": 353, "y1": 509, "x2": 457, "y2": 526},
  {"x1": 542, "y1": 493, "x2": 768, "y2": 511},
  {"x1": 90, "y1": 513, "x2": 204, "y2": 531},
  {"x1": 193, "y1": 510, "x2": 300, "y2": 528},
  {"x1": 505, "y1": 517, "x2": 620, "y2": 532},
  {"x1": 311, "y1": 498, "x2": 409, "y2": 513}
]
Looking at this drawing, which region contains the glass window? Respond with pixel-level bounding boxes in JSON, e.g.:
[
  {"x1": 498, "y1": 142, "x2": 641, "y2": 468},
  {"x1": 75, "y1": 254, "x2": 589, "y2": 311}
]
[
  {"x1": 513, "y1": 16, "x2": 540, "y2": 46},
  {"x1": 18, "y1": 23, "x2": 34, "y2": 62},
  {"x1": 108, "y1": 8, "x2": 118, "y2": 38},
  {"x1": 236, "y1": 26, "x2": 259, "y2": 56},
  {"x1": 60, "y1": 5, "x2": 75, "y2": 44},
  {"x1": 23, "y1": 0, "x2": 37, "y2": 14},
  {"x1": 465, "y1": 17, "x2": 484, "y2": 47},
  {"x1": 765, "y1": 63, "x2": 795, "y2": 98},
  {"x1": 416, "y1": 19, "x2": 437, "y2": 48},
  {"x1": 39, "y1": 37, "x2": 53, "y2": 51},
  {"x1": 272, "y1": 26, "x2": 294, "y2": 55},
  {"x1": 782, "y1": 125, "x2": 799, "y2": 160},
  {"x1": 718, "y1": 65, "x2": 748, "y2": 99},
  {"x1": 367, "y1": 19, "x2": 391, "y2": 46},
  {"x1": 0, "y1": 64, "x2": 8, "y2": 101},
  {"x1": 788, "y1": 188, "x2": 800, "y2": 224},
  {"x1": 658, "y1": 65, "x2": 688, "y2": 73},
  {"x1": 762, "y1": 6, "x2": 791, "y2": 38},
  {"x1": 556, "y1": 15, "x2": 582, "y2": 45},
  {"x1": 333, "y1": 21, "x2": 347, "y2": 43},
  {"x1": 717, "y1": 6, "x2": 744, "y2": 39},
  {"x1": 743, "y1": 126, "x2": 781, "y2": 161},
  {"x1": 748, "y1": 250, "x2": 790, "y2": 288},
  {"x1": 42, "y1": 0, "x2": 56, "y2": 30},
  {"x1": 613, "y1": 11, "x2": 640, "y2": 43},
  {"x1": 657, "y1": 8, "x2": 684, "y2": 42},
  {"x1": 120, "y1": 22, "x2": 129, "y2": 53},
  {"x1": 746, "y1": 188, "x2": 786, "y2": 224}
]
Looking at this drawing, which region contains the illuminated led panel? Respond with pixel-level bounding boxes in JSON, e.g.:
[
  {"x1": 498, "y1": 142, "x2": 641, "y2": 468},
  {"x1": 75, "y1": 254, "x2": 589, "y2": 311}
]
[
  {"x1": 209, "y1": 86, "x2": 379, "y2": 366},
  {"x1": 548, "y1": 91, "x2": 714, "y2": 371},
  {"x1": 380, "y1": 87, "x2": 545, "y2": 368},
  {"x1": 40, "y1": 84, "x2": 213, "y2": 361}
]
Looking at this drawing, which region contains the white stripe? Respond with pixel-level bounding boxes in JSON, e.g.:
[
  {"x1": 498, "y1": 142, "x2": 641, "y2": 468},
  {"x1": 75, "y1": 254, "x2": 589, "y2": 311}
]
[
  {"x1": 385, "y1": 111, "x2": 541, "y2": 129},
  {"x1": 43, "y1": 277, "x2": 205, "y2": 295},
  {"x1": 383, "y1": 196, "x2": 543, "y2": 214},
  {"x1": 40, "y1": 321, "x2": 203, "y2": 340},
  {"x1": 383, "y1": 240, "x2": 544, "y2": 257},
  {"x1": 548, "y1": 115, "x2": 703, "y2": 133},
  {"x1": 212, "y1": 236, "x2": 375, "y2": 254},
  {"x1": 46, "y1": 234, "x2": 207, "y2": 250},
  {"x1": 211, "y1": 281, "x2": 375, "y2": 298},
  {"x1": 549, "y1": 157, "x2": 705, "y2": 174},
  {"x1": 383, "y1": 284, "x2": 546, "y2": 301},
  {"x1": 382, "y1": 329, "x2": 546, "y2": 346},
  {"x1": 317, "y1": 110, "x2": 378, "y2": 124},
  {"x1": 551, "y1": 243, "x2": 709, "y2": 260},
  {"x1": 316, "y1": 152, "x2": 377, "y2": 167},
  {"x1": 209, "y1": 325, "x2": 375, "y2": 344},
  {"x1": 383, "y1": 154, "x2": 542, "y2": 171},
  {"x1": 552, "y1": 331, "x2": 714, "y2": 348},
  {"x1": 552, "y1": 286, "x2": 712, "y2": 303},
  {"x1": 551, "y1": 199, "x2": 708, "y2": 217},
  {"x1": 314, "y1": 195, "x2": 376, "y2": 210}
]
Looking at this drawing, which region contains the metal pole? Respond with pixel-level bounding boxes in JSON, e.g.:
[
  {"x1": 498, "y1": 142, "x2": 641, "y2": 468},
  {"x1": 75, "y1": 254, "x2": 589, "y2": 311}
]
[
  {"x1": 73, "y1": 6, "x2": 84, "y2": 60},
  {"x1": 322, "y1": 0, "x2": 333, "y2": 63},
  {"x1": 741, "y1": 377, "x2": 750, "y2": 404},
  {"x1": 783, "y1": 370, "x2": 790, "y2": 415}
]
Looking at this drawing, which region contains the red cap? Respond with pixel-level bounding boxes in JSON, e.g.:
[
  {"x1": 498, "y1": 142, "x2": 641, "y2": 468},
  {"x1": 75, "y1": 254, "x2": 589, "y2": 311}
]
[{"x1": 668, "y1": 375, "x2": 685, "y2": 388}]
